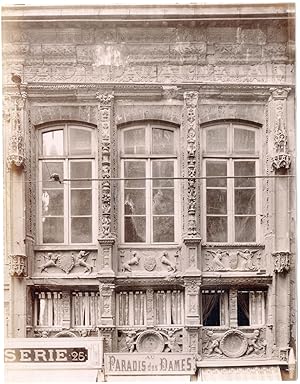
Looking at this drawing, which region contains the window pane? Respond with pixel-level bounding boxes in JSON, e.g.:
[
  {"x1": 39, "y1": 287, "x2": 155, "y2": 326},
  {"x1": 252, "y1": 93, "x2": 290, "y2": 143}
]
[
  {"x1": 207, "y1": 217, "x2": 227, "y2": 242},
  {"x1": 42, "y1": 130, "x2": 63, "y2": 156},
  {"x1": 234, "y1": 161, "x2": 255, "y2": 187},
  {"x1": 206, "y1": 127, "x2": 227, "y2": 153},
  {"x1": 152, "y1": 128, "x2": 174, "y2": 154},
  {"x1": 202, "y1": 293, "x2": 220, "y2": 326},
  {"x1": 153, "y1": 189, "x2": 174, "y2": 215},
  {"x1": 237, "y1": 292, "x2": 250, "y2": 326},
  {"x1": 152, "y1": 161, "x2": 174, "y2": 187},
  {"x1": 124, "y1": 190, "x2": 146, "y2": 215},
  {"x1": 235, "y1": 217, "x2": 256, "y2": 242},
  {"x1": 234, "y1": 128, "x2": 255, "y2": 153},
  {"x1": 125, "y1": 217, "x2": 146, "y2": 242},
  {"x1": 42, "y1": 190, "x2": 64, "y2": 216},
  {"x1": 124, "y1": 128, "x2": 145, "y2": 154},
  {"x1": 42, "y1": 162, "x2": 64, "y2": 188},
  {"x1": 71, "y1": 217, "x2": 92, "y2": 243},
  {"x1": 206, "y1": 161, "x2": 227, "y2": 187},
  {"x1": 153, "y1": 216, "x2": 174, "y2": 242},
  {"x1": 207, "y1": 189, "x2": 227, "y2": 214},
  {"x1": 124, "y1": 161, "x2": 145, "y2": 188},
  {"x1": 43, "y1": 217, "x2": 64, "y2": 243},
  {"x1": 71, "y1": 190, "x2": 92, "y2": 215},
  {"x1": 69, "y1": 128, "x2": 92, "y2": 155},
  {"x1": 70, "y1": 161, "x2": 92, "y2": 188},
  {"x1": 235, "y1": 189, "x2": 256, "y2": 214}
]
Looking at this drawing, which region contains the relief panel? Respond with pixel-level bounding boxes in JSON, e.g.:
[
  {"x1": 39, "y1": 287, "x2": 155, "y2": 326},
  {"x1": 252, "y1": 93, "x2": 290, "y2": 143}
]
[
  {"x1": 34, "y1": 250, "x2": 98, "y2": 276},
  {"x1": 203, "y1": 248, "x2": 265, "y2": 272},
  {"x1": 118, "y1": 248, "x2": 181, "y2": 275},
  {"x1": 202, "y1": 328, "x2": 267, "y2": 359}
]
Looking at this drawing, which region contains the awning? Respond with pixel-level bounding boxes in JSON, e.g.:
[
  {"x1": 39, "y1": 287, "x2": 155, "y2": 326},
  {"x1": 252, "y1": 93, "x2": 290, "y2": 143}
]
[
  {"x1": 5, "y1": 368, "x2": 99, "y2": 383},
  {"x1": 199, "y1": 366, "x2": 282, "y2": 381}
]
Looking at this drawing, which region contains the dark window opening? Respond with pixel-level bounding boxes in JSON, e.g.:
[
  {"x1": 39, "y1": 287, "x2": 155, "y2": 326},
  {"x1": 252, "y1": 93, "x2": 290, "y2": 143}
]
[
  {"x1": 202, "y1": 292, "x2": 220, "y2": 326},
  {"x1": 237, "y1": 291, "x2": 250, "y2": 326}
]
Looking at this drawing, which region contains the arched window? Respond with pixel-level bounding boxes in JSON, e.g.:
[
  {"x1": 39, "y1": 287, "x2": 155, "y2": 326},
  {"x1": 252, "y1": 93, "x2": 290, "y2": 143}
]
[
  {"x1": 202, "y1": 121, "x2": 261, "y2": 243},
  {"x1": 119, "y1": 122, "x2": 179, "y2": 244},
  {"x1": 38, "y1": 123, "x2": 96, "y2": 244}
]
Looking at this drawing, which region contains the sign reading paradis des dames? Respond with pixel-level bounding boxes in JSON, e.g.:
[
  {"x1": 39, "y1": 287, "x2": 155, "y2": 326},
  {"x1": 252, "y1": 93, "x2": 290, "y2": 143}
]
[{"x1": 104, "y1": 353, "x2": 196, "y2": 375}]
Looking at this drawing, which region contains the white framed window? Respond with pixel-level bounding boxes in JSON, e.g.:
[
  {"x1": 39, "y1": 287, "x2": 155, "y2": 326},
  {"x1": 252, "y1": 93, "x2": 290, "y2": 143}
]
[
  {"x1": 38, "y1": 123, "x2": 97, "y2": 245},
  {"x1": 202, "y1": 122, "x2": 261, "y2": 243},
  {"x1": 119, "y1": 123, "x2": 179, "y2": 244}
]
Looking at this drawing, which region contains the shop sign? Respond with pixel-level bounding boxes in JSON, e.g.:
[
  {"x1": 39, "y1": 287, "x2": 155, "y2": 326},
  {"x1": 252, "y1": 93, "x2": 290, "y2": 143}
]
[
  {"x1": 4, "y1": 348, "x2": 88, "y2": 363},
  {"x1": 104, "y1": 353, "x2": 196, "y2": 375}
]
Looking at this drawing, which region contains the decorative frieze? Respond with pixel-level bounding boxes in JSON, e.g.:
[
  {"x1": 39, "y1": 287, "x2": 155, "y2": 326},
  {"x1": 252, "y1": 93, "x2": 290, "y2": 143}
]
[
  {"x1": 6, "y1": 92, "x2": 27, "y2": 168},
  {"x1": 9, "y1": 254, "x2": 27, "y2": 277},
  {"x1": 204, "y1": 248, "x2": 263, "y2": 272},
  {"x1": 118, "y1": 329, "x2": 183, "y2": 353},
  {"x1": 203, "y1": 328, "x2": 267, "y2": 359},
  {"x1": 269, "y1": 87, "x2": 291, "y2": 170},
  {"x1": 38, "y1": 250, "x2": 94, "y2": 274},
  {"x1": 273, "y1": 251, "x2": 290, "y2": 273},
  {"x1": 118, "y1": 248, "x2": 181, "y2": 274}
]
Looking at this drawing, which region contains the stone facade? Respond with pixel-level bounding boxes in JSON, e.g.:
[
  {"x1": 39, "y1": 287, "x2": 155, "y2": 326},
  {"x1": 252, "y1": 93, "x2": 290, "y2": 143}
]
[{"x1": 3, "y1": 3, "x2": 296, "y2": 381}]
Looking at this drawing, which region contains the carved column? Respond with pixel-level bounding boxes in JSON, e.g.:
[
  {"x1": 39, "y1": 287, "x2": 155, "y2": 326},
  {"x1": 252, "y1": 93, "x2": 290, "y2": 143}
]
[
  {"x1": 184, "y1": 279, "x2": 201, "y2": 353},
  {"x1": 268, "y1": 87, "x2": 291, "y2": 351},
  {"x1": 97, "y1": 92, "x2": 115, "y2": 277},
  {"x1": 229, "y1": 289, "x2": 238, "y2": 327},
  {"x1": 146, "y1": 289, "x2": 154, "y2": 327},
  {"x1": 182, "y1": 91, "x2": 201, "y2": 275},
  {"x1": 5, "y1": 88, "x2": 28, "y2": 337}
]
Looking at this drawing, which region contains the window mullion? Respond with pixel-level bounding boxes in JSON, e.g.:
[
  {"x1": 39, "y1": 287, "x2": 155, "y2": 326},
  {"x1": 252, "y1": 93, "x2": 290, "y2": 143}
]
[
  {"x1": 66, "y1": 159, "x2": 70, "y2": 245},
  {"x1": 228, "y1": 159, "x2": 234, "y2": 243},
  {"x1": 147, "y1": 159, "x2": 152, "y2": 243}
]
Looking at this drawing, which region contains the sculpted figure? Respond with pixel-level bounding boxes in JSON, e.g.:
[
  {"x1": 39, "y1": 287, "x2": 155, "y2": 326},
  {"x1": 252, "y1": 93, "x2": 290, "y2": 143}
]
[
  {"x1": 237, "y1": 249, "x2": 257, "y2": 270},
  {"x1": 122, "y1": 251, "x2": 140, "y2": 272},
  {"x1": 246, "y1": 329, "x2": 266, "y2": 355},
  {"x1": 161, "y1": 251, "x2": 177, "y2": 272},
  {"x1": 73, "y1": 250, "x2": 92, "y2": 273},
  {"x1": 40, "y1": 252, "x2": 59, "y2": 272},
  {"x1": 206, "y1": 331, "x2": 223, "y2": 355},
  {"x1": 125, "y1": 331, "x2": 136, "y2": 352},
  {"x1": 206, "y1": 249, "x2": 227, "y2": 271}
]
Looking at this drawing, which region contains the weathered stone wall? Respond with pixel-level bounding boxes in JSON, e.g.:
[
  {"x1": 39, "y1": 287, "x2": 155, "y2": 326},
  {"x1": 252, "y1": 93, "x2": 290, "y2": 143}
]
[{"x1": 2, "y1": 19, "x2": 294, "y2": 85}]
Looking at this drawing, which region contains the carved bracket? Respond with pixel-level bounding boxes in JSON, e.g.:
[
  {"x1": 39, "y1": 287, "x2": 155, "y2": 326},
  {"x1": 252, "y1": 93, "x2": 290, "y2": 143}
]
[
  {"x1": 273, "y1": 251, "x2": 290, "y2": 273},
  {"x1": 9, "y1": 254, "x2": 27, "y2": 277}
]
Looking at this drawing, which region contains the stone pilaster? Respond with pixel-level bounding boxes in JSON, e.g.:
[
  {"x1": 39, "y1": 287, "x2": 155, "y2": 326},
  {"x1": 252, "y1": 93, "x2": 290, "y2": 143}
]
[
  {"x1": 100, "y1": 283, "x2": 115, "y2": 326},
  {"x1": 182, "y1": 91, "x2": 201, "y2": 275},
  {"x1": 97, "y1": 92, "x2": 115, "y2": 276},
  {"x1": 229, "y1": 288, "x2": 238, "y2": 327},
  {"x1": 184, "y1": 279, "x2": 201, "y2": 353},
  {"x1": 269, "y1": 88, "x2": 291, "y2": 171}
]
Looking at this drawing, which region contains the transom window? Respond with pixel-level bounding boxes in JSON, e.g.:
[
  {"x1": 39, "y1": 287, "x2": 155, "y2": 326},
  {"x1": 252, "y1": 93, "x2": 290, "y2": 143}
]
[
  {"x1": 38, "y1": 124, "x2": 96, "y2": 244},
  {"x1": 202, "y1": 122, "x2": 260, "y2": 243},
  {"x1": 120, "y1": 123, "x2": 179, "y2": 244}
]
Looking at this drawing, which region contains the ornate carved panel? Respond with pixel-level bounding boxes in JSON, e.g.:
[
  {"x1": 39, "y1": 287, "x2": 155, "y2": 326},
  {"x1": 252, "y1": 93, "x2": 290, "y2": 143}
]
[
  {"x1": 273, "y1": 251, "x2": 290, "y2": 273},
  {"x1": 117, "y1": 329, "x2": 183, "y2": 353},
  {"x1": 118, "y1": 248, "x2": 181, "y2": 275},
  {"x1": 9, "y1": 254, "x2": 27, "y2": 277},
  {"x1": 203, "y1": 247, "x2": 265, "y2": 272},
  {"x1": 34, "y1": 250, "x2": 97, "y2": 275},
  {"x1": 269, "y1": 87, "x2": 291, "y2": 170},
  {"x1": 202, "y1": 328, "x2": 267, "y2": 359}
]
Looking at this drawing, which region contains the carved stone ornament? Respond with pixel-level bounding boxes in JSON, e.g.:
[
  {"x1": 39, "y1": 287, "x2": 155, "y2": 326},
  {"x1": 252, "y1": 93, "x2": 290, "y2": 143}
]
[
  {"x1": 96, "y1": 92, "x2": 114, "y2": 106},
  {"x1": 204, "y1": 248, "x2": 262, "y2": 272},
  {"x1": 121, "y1": 251, "x2": 140, "y2": 272},
  {"x1": 160, "y1": 251, "x2": 177, "y2": 272},
  {"x1": 220, "y1": 330, "x2": 248, "y2": 358},
  {"x1": 7, "y1": 96, "x2": 26, "y2": 168},
  {"x1": 273, "y1": 251, "x2": 290, "y2": 273},
  {"x1": 9, "y1": 254, "x2": 27, "y2": 277},
  {"x1": 270, "y1": 88, "x2": 291, "y2": 171},
  {"x1": 136, "y1": 330, "x2": 165, "y2": 353},
  {"x1": 144, "y1": 255, "x2": 157, "y2": 272},
  {"x1": 162, "y1": 85, "x2": 179, "y2": 99},
  {"x1": 40, "y1": 251, "x2": 93, "y2": 274}
]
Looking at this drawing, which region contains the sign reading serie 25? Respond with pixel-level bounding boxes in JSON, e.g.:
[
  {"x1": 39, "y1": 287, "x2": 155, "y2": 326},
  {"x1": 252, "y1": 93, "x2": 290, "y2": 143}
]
[{"x1": 4, "y1": 348, "x2": 88, "y2": 363}]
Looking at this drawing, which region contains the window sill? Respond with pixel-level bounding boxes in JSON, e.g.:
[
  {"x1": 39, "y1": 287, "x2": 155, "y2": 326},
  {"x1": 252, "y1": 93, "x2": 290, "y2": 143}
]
[
  {"x1": 119, "y1": 244, "x2": 180, "y2": 249},
  {"x1": 202, "y1": 243, "x2": 265, "y2": 248},
  {"x1": 34, "y1": 244, "x2": 98, "y2": 251}
]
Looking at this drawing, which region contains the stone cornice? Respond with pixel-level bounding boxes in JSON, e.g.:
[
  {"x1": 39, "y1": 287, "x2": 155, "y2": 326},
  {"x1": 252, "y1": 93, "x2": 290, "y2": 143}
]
[{"x1": 2, "y1": 4, "x2": 295, "y2": 22}]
